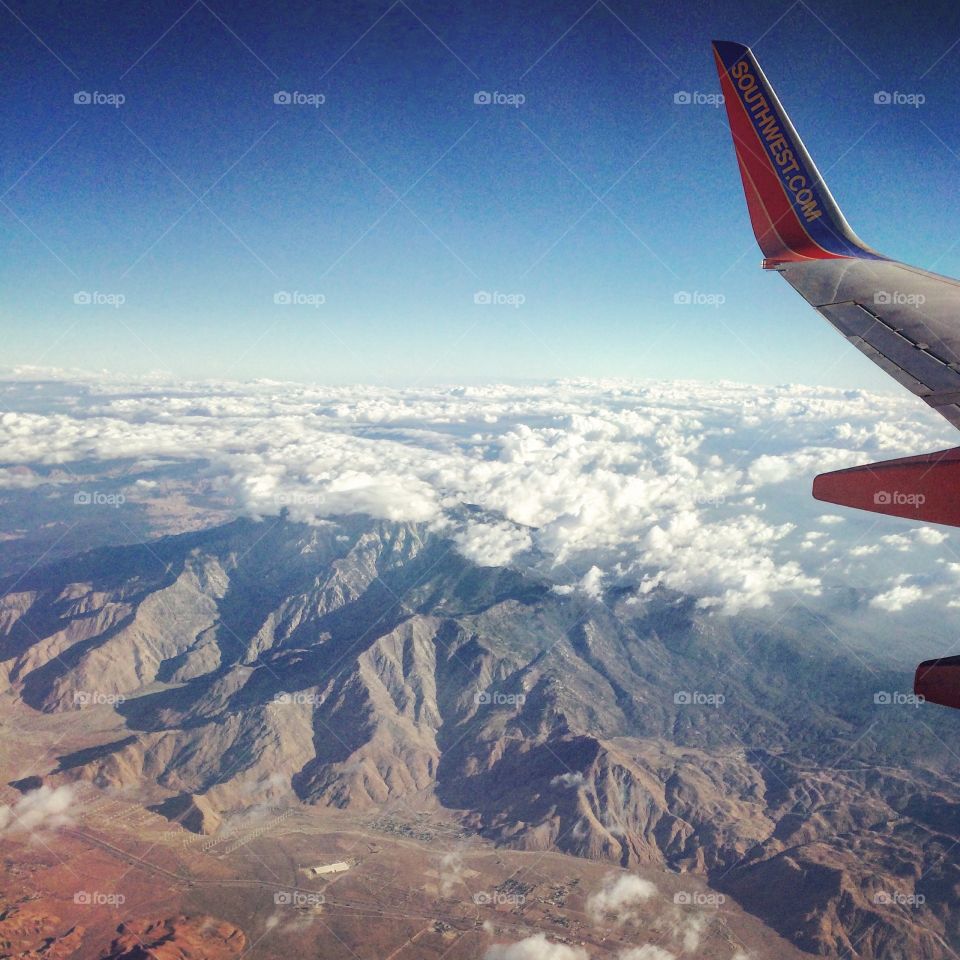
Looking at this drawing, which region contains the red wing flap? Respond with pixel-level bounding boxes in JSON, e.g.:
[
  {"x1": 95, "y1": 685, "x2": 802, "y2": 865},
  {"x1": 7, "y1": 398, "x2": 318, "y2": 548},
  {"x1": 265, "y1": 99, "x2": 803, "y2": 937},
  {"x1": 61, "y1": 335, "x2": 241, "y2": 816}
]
[
  {"x1": 812, "y1": 446, "x2": 960, "y2": 527},
  {"x1": 915, "y1": 656, "x2": 960, "y2": 709}
]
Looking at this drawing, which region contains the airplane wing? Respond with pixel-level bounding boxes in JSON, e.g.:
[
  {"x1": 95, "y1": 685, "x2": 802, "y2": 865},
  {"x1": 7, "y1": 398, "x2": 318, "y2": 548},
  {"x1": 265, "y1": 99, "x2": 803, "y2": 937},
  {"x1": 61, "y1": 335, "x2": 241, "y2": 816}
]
[
  {"x1": 713, "y1": 40, "x2": 960, "y2": 709},
  {"x1": 712, "y1": 40, "x2": 960, "y2": 432}
]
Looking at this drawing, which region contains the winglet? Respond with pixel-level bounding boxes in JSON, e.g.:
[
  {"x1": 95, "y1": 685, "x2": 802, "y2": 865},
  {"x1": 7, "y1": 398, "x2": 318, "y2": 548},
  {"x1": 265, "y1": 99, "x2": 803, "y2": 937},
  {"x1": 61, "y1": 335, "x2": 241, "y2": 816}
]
[
  {"x1": 915, "y1": 655, "x2": 960, "y2": 710},
  {"x1": 812, "y1": 446, "x2": 960, "y2": 527},
  {"x1": 712, "y1": 40, "x2": 882, "y2": 263}
]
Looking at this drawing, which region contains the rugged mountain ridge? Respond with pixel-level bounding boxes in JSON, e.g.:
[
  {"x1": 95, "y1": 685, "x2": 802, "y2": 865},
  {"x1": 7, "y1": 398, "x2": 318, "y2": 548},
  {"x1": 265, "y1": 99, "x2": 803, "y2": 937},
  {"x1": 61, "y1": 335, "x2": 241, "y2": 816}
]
[{"x1": 3, "y1": 515, "x2": 960, "y2": 958}]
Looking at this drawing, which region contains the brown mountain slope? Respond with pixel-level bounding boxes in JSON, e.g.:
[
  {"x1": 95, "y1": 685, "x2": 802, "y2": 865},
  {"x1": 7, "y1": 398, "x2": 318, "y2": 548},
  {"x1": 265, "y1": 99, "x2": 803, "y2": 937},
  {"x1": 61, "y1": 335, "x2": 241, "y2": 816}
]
[{"x1": 3, "y1": 515, "x2": 960, "y2": 957}]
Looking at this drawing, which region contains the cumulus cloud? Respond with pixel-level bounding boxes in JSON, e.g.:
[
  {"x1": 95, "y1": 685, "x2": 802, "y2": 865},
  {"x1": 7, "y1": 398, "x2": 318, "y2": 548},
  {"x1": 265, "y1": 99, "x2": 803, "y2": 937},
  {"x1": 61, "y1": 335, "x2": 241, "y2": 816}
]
[
  {"x1": 485, "y1": 938, "x2": 691, "y2": 960},
  {"x1": 675, "y1": 912, "x2": 706, "y2": 952},
  {"x1": 0, "y1": 374, "x2": 955, "y2": 618},
  {"x1": 870, "y1": 577, "x2": 930, "y2": 612},
  {"x1": 618, "y1": 948, "x2": 676, "y2": 960},
  {"x1": 0, "y1": 785, "x2": 75, "y2": 835},
  {"x1": 586, "y1": 874, "x2": 658, "y2": 925},
  {"x1": 914, "y1": 526, "x2": 947, "y2": 546},
  {"x1": 641, "y1": 514, "x2": 818, "y2": 614},
  {"x1": 454, "y1": 521, "x2": 533, "y2": 567},
  {"x1": 550, "y1": 772, "x2": 585, "y2": 789},
  {"x1": 438, "y1": 850, "x2": 465, "y2": 897},
  {"x1": 747, "y1": 448, "x2": 859, "y2": 486},
  {"x1": 484, "y1": 934, "x2": 588, "y2": 960},
  {"x1": 880, "y1": 534, "x2": 911, "y2": 552}
]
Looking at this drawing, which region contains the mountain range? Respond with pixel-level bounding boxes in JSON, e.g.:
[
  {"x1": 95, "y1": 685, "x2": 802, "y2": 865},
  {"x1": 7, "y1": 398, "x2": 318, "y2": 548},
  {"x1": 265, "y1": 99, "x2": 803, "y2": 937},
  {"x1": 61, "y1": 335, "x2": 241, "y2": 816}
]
[{"x1": 3, "y1": 514, "x2": 960, "y2": 958}]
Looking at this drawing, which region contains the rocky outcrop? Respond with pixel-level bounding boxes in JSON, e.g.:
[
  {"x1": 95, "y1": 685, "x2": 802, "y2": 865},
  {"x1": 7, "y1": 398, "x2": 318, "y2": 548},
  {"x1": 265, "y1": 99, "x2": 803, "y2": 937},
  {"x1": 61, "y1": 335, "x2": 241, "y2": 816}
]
[{"x1": 100, "y1": 916, "x2": 245, "y2": 960}]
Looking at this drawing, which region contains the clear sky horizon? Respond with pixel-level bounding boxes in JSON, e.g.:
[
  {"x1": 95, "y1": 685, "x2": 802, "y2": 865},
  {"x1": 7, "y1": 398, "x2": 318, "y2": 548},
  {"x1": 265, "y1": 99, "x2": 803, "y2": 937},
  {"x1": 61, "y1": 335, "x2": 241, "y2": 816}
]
[{"x1": 3, "y1": 0, "x2": 960, "y2": 387}]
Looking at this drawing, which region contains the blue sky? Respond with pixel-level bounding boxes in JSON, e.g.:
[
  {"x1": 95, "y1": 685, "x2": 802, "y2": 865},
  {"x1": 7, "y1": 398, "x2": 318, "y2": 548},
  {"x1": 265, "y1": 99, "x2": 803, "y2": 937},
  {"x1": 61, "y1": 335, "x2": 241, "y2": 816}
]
[{"x1": 2, "y1": 0, "x2": 960, "y2": 385}]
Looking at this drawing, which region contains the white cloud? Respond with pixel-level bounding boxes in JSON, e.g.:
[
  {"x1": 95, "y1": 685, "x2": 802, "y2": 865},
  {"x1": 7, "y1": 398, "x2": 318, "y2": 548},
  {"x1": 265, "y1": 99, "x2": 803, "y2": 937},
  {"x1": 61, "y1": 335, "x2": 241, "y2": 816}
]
[
  {"x1": 0, "y1": 375, "x2": 955, "y2": 619},
  {"x1": 676, "y1": 912, "x2": 706, "y2": 952},
  {"x1": 641, "y1": 515, "x2": 818, "y2": 614},
  {"x1": 618, "y1": 949, "x2": 676, "y2": 960},
  {"x1": 870, "y1": 576, "x2": 929, "y2": 612},
  {"x1": 747, "y1": 448, "x2": 859, "y2": 486},
  {"x1": 454, "y1": 521, "x2": 533, "y2": 567},
  {"x1": 880, "y1": 534, "x2": 911, "y2": 552},
  {"x1": 438, "y1": 850, "x2": 464, "y2": 897},
  {"x1": 485, "y1": 934, "x2": 588, "y2": 960},
  {"x1": 587, "y1": 874, "x2": 658, "y2": 925},
  {"x1": 0, "y1": 785, "x2": 75, "y2": 834},
  {"x1": 550, "y1": 772, "x2": 585, "y2": 789},
  {"x1": 579, "y1": 566, "x2": 605, "y2": 599}
]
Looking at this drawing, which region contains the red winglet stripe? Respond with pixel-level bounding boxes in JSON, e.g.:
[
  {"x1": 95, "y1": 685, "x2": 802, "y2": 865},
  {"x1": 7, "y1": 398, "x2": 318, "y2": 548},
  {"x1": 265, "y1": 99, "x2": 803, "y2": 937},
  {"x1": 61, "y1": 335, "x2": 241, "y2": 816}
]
[{"x1": 714, "y1": 48, "x2": 845, "y2": 261}]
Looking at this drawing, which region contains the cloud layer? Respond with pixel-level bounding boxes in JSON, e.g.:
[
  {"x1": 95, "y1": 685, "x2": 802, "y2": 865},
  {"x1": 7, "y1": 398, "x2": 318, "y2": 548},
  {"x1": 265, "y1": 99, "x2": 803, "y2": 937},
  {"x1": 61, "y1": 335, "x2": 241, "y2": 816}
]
[{"x1": 1, "y1": 372, "x2": 958, "y2": 622}]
